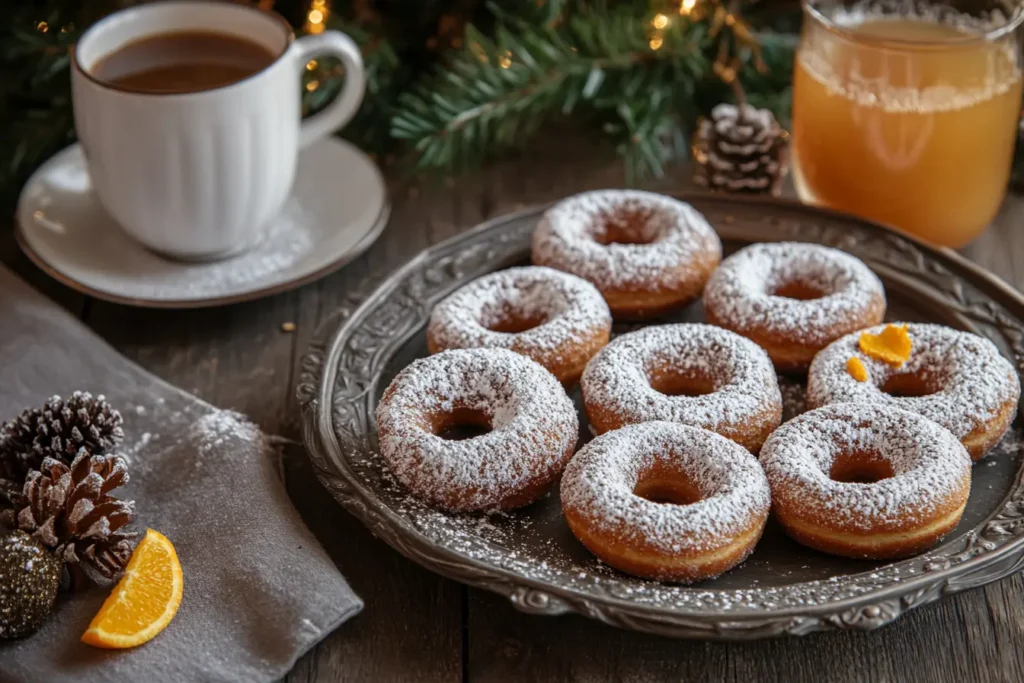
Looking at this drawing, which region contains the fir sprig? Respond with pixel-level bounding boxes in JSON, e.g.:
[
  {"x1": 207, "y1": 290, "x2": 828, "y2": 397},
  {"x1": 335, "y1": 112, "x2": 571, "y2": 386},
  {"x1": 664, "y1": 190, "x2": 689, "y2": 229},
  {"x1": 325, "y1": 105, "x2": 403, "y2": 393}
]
[
  {"x1": 0, "y1": 9, "x2": 78, "y2": 205},
  {"x1": 391, "y1": 9, "x2": 713, "y2": 175}
]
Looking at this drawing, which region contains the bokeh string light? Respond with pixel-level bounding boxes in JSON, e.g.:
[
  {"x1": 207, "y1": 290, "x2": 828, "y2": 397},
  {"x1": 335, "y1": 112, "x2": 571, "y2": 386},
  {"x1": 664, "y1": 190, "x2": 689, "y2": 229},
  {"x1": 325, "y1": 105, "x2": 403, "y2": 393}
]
[
  {"x1": 305, "y1": 0, "x2": 330, "y2": 35},
  {"x1": 649, "y1": 12, "x2": 669, "y2": 51}
]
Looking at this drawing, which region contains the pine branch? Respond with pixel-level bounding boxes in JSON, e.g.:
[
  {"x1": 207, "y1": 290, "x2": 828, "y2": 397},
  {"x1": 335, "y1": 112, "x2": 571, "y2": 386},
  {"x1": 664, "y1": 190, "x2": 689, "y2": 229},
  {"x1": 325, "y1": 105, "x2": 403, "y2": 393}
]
[
  {"x1": 0, "y1": 9, "x2": 81, "y2": 205},
  {"x1": 391, "y1": 9, "x2": 710, "y2": 172}
]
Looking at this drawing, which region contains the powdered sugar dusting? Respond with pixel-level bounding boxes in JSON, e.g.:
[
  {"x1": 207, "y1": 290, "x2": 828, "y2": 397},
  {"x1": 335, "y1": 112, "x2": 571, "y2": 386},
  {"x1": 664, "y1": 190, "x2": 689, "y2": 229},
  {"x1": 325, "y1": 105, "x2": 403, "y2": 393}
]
[
  {"x1": 561, "y1": 422, "x2": 770, "y2": 553},
  {"x1": 761, "y1": 403, "x2": 971, "y2": 530},
  {"x1": 190, "y1": 410, "x2": 263, "y2": 457},
  {"x1": 808, "y1": 323, "x2": 1020, "y2": 440},
  {"x1": 376, "y1": 348, "x2": 578, "y2": 510},
  {"x1": 427, "y1": 266, "x2": 610, "y2": 367},
  {"x1": 703, "y1": 242, "x2": 886, "y2": 347},
  {"x1": 581, "y1": 324, "x2": 781, "y2": 435},
  {"x1": 531, "y1": 190, "x2": 722, "y2": 291}
]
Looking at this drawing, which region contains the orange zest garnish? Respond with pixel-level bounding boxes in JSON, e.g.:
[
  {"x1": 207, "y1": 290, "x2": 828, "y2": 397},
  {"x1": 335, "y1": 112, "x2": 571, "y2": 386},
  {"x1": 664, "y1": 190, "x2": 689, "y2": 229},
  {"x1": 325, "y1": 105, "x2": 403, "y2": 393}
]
[
  {"x1": 858, "y1": 324, "x2": 912, "y2": 367},
  {"x1": 846, "y1": 356, "x2": 869, "y2": 382},
  {"x1": 81, "y1": 529, "x2": 183, "y2": 649}
]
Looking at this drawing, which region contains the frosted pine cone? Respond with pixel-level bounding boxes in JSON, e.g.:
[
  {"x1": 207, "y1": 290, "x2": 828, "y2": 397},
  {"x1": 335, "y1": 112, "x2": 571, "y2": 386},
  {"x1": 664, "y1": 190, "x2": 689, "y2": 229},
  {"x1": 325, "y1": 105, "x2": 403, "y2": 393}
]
[
  {"x1": 2, "y1": 450, "x2": 137, "y2": 588},
  {"x1": 693, "y1": 103, "x2": 789, "y2": 196}
]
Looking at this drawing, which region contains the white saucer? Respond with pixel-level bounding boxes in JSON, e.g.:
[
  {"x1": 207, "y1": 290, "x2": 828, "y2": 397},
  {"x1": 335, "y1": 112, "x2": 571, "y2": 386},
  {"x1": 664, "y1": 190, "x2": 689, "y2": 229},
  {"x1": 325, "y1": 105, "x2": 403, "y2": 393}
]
[{"x1": 16, "y1": 138, "x2": 389, "y2": 308}]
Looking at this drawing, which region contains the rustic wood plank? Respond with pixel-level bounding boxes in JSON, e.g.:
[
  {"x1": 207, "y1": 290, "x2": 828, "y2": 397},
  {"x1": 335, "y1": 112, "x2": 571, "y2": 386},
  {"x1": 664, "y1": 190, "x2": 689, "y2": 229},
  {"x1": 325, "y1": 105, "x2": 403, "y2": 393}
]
[
  {"x1": 964, "y1": 197, "x2": 1024, "y2": 290},
  {"x1": 83, "y1": 292, "x2": 300, "y2": 429},
  {"x1": 467, "y1": 581, "x2": 1024, "y2": 683}
]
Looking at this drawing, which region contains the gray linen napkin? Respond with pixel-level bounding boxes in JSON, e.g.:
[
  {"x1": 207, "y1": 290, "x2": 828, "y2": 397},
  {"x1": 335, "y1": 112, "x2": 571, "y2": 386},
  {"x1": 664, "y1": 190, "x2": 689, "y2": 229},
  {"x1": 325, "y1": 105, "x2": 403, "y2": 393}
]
[{"x1": 0, "y1": 266, "x2": 362, "y2": 682}]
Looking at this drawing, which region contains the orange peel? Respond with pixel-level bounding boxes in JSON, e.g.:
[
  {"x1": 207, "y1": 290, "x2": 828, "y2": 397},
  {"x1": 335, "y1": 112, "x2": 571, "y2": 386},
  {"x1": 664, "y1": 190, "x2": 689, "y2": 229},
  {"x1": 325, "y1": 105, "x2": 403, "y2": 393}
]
[
  {"x1": 859, "y1": 324, "x2": 912, "y2": 367},
  {"x1": 846, "y1": 356, "x2": 869, "y2": 382}
]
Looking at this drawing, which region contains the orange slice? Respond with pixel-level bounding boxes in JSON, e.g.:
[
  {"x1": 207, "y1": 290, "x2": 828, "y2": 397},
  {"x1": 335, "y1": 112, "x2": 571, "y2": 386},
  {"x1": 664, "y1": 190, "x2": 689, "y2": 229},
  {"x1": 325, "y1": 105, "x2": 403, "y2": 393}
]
[
  {"x1": 859, "y1": 324, "x2": 912, "y2": 367},
  {"x1": 81, "y1": 529, "x2": 183, "y2": 649},
  {"x1": 846, "y1": 356, "x2": 869, "y2": 382}
]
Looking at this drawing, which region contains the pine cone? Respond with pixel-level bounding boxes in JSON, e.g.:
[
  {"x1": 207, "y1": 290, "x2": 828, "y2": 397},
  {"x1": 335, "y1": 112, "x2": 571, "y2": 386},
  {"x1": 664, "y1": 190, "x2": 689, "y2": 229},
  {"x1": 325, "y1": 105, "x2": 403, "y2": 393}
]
[
  {"x1": 0, "y1": 393, "x2": 124, "y2": 475},
  {"x1": 1, "y1": 450, "x2": 137, "y2": 588},
  {"x1": 692, "y1": 103, "x2": 789, "y2": 196},
  {"x1": 0, "y1": 408, "x2": 39, "y2": 508}
]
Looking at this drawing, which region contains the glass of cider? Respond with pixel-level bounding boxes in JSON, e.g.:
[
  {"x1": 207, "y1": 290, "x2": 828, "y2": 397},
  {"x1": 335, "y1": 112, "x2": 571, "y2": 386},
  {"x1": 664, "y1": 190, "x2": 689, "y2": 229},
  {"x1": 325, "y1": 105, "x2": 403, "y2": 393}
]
[{"x1": 792, "y1": 0, "x2": 1024, "y2": 247}]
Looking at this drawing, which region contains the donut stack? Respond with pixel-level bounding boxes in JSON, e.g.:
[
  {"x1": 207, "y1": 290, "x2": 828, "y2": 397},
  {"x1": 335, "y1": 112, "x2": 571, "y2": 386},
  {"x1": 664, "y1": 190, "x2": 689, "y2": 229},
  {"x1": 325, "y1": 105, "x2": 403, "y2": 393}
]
[{"x1": 375, "y1": 189, "x2": 1021, "y2": 584}]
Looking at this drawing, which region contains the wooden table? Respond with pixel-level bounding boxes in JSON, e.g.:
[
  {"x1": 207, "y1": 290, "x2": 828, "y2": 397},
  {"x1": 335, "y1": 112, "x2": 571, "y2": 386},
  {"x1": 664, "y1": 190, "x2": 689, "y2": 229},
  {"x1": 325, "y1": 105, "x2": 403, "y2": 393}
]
[{"x1": 4, "y1": 135, "x2": 1024, "y2": 682}]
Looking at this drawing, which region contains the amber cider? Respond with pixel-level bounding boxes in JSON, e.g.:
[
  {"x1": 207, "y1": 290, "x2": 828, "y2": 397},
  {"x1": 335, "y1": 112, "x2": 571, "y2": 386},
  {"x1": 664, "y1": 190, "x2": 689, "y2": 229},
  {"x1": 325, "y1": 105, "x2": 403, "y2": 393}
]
[{"x1": 792, "y1": 14, "x2": 1022, "y2": 247}]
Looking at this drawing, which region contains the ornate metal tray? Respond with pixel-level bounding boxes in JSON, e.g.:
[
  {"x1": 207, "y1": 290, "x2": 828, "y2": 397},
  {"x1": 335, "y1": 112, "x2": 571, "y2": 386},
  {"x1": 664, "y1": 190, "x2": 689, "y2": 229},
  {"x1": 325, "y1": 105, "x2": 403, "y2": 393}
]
[{"x1": 297, "y1": 196, "x2": 1024, "y2": 639}]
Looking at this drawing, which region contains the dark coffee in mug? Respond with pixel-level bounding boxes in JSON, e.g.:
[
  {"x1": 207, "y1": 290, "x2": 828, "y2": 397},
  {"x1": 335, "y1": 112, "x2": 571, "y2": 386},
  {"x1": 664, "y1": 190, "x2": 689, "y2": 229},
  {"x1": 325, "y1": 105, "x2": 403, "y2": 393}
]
[{"x1": 92, "y1": 31, "x2": 278, "y2": 94}]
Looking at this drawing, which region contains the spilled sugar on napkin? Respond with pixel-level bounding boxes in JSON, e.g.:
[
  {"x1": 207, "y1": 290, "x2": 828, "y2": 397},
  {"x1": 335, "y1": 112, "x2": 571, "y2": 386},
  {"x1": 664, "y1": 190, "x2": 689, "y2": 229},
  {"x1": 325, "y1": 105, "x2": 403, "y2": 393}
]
[{"x1": 0, "y1": 265, "x2": 362, "y2": 683}]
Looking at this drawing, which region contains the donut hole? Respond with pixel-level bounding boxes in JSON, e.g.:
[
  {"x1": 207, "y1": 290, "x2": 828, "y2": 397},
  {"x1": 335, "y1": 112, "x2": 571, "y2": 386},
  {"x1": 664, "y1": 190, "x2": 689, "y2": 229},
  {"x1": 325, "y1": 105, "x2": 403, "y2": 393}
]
[
  {"x1": 592, "y1": 207, "x2": 661, "y2": 246},
  {"x1": 771, "y1": 279, "x2": 829, "y2": 301},
  {"x1": 647, "y1": 367, "x2": 716, "y2": 397},
  {"x1": 433, "y1": 408, "x2": 493, "y2": 441},
  {"x1": 830, "y1": 451, "x2": 895, "y2": 484},
  {"x1": 881, "y1": 372, "x2": 940, "y2": 398},
  {"x1": 634, "y1": 476, "x2": 702, "y2": 506},
  {"x1": 483, "y1": 309, "x2": 550, "y2": 334}
]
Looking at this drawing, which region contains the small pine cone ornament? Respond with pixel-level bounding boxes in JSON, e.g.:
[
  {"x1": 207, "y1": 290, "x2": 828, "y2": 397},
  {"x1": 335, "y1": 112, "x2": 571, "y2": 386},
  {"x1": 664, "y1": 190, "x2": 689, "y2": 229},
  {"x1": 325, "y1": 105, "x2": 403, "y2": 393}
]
[
  {"x1": 1, "y1": 450, "x2": 137, "y2": 588},
  {"x1": 692, "y1": 103, "x2": 789, "y2": 196},
  {"x1": 0, "y1": 393, "x2": 124, "y2": 482}
]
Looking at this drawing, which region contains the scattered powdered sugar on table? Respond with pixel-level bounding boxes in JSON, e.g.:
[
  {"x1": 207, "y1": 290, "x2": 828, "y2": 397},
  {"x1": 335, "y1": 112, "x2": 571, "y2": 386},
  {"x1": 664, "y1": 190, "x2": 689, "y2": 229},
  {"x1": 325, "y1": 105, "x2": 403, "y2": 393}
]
[
  {"x1": 427, "y1": 266, "x2": 610, "y2": 365},
  {"x1": 808, "y1": 322, "x2": 1021, "y2": 440},
  {"x1": 190, "y1": 410, "x2": 263, "y2": 458},
  {"x1": 581, "y1": 324, "x2": 781, "y2": 433},
  {"x1": 703, "y1": 242, "x2": 885, "y2": 346},
  {"x1": 760, "y1": 403, "x2": 971, "y2": 530},
  {"x1": 561, "y1": 422, "x2": 770, "y2": 553},
  {"x1": 376, "y1": 348, "x2": 578, "y2": 511},
  {"x1": 531, "y1": 190, "x2": 721, "y2": 291}
]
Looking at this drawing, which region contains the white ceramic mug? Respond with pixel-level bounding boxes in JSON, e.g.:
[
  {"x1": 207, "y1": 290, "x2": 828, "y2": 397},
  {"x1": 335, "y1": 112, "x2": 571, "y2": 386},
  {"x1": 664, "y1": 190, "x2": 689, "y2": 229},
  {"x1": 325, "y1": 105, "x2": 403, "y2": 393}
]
[{"x1": 71, "y1": 1, "x2": 365, "y2": 260}]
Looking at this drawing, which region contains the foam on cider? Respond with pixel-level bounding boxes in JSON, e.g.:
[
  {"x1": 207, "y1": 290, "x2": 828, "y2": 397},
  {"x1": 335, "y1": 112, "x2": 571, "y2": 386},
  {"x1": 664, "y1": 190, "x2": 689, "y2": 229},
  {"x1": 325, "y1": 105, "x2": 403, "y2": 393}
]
[{"x1": 800, "y1": 3, "x2": 1022, "y2": 113}]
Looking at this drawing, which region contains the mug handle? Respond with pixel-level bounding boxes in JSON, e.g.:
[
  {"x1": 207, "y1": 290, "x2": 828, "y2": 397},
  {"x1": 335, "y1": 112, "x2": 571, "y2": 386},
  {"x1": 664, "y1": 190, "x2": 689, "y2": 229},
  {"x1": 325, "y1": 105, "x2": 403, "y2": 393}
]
[{"x1": 292, "y1": 31, "x2": 366, "y2": 149}]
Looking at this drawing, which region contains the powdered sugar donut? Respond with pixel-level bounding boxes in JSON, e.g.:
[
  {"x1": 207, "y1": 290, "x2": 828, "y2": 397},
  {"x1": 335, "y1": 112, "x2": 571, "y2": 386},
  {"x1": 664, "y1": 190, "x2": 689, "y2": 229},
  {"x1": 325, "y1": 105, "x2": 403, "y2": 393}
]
[
  {"x1": 561, "y1": 421, "x2": 771, "y2": 582},
  {"x1": 532, "y1": 190, "x2": 721, "y2": 319},
  {"x1": 760, "y1": 403, "x2": 972, "y2": 559},
  {"x1": 703, "y1": 242, "x2": 886, "y2": 372},
  {"x1": 376, "y1": 348, "x2": 578, "y2": 511},
  {"x1": 426, "y1": 266, "x2": 611, "y2": 383},
  {"x1": 581, "y1": 324, "x2": 782, "y2": 451},
  {"x1": 808, "y1": 323, "x2": 1020, "y2": 460}
]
